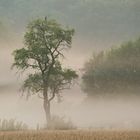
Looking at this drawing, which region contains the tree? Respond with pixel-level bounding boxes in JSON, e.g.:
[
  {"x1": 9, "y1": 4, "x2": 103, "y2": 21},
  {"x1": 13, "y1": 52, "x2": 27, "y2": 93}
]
[
  {"x1": 12, "y1": 18, "x2": 78, "y2": 125},
  {"x1": 82, "y1": 38, "x2": 140, "y2": 97}
]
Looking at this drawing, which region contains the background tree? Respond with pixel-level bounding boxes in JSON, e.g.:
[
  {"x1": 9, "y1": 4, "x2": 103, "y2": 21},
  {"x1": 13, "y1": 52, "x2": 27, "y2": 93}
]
[
  {"x1": 12, "y1": 18, "x2": 78, "y2": 125},
  {"x1": 82, "y1": 38, "x2": 140, "y2": 98}
]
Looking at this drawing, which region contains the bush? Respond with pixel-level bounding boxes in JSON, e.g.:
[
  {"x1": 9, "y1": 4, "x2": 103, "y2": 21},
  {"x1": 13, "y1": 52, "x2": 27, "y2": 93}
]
[
  {"x1": 44, "y1": 115, "x2": 76, "y2": 130},
  {"x1": 0, "y1": 119, "x2": 28, "y2": 131}
]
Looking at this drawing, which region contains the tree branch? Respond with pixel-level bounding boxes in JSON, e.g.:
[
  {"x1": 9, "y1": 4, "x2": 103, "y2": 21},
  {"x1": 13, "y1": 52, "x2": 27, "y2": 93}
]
[
  {"x1": 48, "y1": 88, "x2": 57, "y2": 102},
  {"x1": 38, "y1": 93, "x2": 44, "y2": 99}
]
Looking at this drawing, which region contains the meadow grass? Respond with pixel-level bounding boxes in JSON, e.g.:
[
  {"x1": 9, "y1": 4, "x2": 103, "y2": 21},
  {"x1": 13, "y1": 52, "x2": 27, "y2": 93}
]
[
  {"x1": 0, "y1": 130, "x2": 140, "y2": 140},
  {"x1": 0, "y1": 119, "x2": 28, "y2": 131}
]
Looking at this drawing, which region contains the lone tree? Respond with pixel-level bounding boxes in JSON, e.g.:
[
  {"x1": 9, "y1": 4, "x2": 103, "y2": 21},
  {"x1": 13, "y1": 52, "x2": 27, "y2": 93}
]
[{"x1": 12, "y1": 18, "x2": 78, "y2": 125}]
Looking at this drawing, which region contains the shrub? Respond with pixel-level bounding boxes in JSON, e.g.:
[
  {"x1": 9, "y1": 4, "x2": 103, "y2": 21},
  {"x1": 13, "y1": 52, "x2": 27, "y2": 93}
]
[{"x1": 44, "y1": 115, "x2": 76, "y2": 130}]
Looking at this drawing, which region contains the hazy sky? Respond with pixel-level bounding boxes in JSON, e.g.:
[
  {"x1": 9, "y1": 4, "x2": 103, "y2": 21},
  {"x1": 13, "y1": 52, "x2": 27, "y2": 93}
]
[{"x1": 0, "y1": 0, "x2": 140, "y2": 128}]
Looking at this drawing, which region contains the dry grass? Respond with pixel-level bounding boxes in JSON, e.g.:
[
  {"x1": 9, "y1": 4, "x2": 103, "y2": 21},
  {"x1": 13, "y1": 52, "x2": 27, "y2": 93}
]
[
  {"x1": 0, "y1": 119, "x2": 28, "y2": 131},
  {"x1": 0, "y1": 130, "x2": 140, "y2": 140}
]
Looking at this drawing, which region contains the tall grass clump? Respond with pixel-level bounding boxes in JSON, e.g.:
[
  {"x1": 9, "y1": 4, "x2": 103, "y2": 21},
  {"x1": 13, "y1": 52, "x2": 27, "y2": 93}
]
[{"x1": 0, "y1": 119, "x2": 28, "y2": 131}]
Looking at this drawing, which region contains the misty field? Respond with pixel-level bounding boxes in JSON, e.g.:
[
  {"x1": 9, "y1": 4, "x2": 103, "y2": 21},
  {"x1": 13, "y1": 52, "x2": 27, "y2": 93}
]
[{"x1": 0, "y1": 130, "x2": 140, "y2": 140}]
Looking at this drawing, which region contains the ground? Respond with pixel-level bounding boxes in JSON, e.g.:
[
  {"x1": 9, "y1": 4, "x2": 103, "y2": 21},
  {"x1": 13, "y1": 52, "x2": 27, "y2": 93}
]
[{"x1": 0, "y1": 130, "x2": 140, "y2": 140}]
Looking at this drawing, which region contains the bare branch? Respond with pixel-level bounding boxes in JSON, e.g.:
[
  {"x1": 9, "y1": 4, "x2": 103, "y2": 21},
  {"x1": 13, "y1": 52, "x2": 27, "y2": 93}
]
[
  {"x1": 38, "y1": 93, "x2": 44, "y2": 99},
  {"x1": 48, "y1": 89, "x2": 56, "y2": 102}
]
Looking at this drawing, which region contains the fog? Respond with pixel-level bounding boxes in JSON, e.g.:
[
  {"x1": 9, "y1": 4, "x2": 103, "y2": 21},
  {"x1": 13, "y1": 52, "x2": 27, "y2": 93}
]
[
  {"x1": 0, "y1": 0, "x2": 140, "y2": 129},
  {"x1": 1, "y1": 38, "x2": 140, "y2": 129}
]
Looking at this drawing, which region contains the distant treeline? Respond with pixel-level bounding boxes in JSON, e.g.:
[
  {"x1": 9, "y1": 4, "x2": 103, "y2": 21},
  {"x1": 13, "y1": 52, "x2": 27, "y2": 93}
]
[{"x1": 82, "y1": 38, "x2": 140, "y2": 96}]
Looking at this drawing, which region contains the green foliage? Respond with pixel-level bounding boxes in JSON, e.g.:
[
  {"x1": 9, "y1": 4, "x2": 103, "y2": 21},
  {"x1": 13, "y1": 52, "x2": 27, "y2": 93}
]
[
  {"x1": 12, "y1": 18, "x2": 74, "y2": 71},
  {"x1": 82, "y1": 38, "x2": 140, "y2": 96},
  {"x1": 22, "y1": 73, "x2": 43, "y2": 94},
  {"x1": 48, "y1": 68, "x2": 78, "y2": 102},
  {"x1": 12, "y1": 17, "x2": 77, "y2": 101}
]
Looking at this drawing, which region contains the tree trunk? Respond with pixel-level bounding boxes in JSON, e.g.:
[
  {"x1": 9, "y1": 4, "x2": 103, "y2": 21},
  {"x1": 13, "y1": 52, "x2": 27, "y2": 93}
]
[
  {"x1": 43, "y1": 86, "x2": 51, "y2": 126},
  {"x1": 43, "y1": 98, "x2": 51, "y2": 125}
]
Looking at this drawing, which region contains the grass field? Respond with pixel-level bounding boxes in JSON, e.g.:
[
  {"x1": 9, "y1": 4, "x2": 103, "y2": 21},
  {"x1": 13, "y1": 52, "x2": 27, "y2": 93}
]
[{"x1": 0, "y1": 130, "x2": 140, "y2": 140}]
